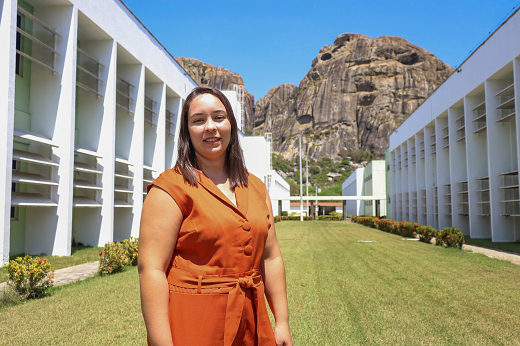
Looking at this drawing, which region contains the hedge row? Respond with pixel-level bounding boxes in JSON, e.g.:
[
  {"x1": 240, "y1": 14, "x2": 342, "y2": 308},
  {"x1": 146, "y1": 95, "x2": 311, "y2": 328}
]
[
  {"x1": 351, "y1": 216, "x2": 465, "y2": 249},
  {"x1": 273, "y1": 215, "x2": 344, "y2": 223}
]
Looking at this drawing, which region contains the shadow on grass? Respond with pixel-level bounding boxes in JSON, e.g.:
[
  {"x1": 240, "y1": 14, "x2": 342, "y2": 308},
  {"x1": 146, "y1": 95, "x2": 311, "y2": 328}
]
[{"x1": 465, "y1": 237, "x2": 520, "y2": 254}]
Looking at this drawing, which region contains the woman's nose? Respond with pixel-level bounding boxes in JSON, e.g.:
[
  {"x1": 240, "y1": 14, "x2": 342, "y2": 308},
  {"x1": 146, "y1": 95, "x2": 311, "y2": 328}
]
[{"x1": 205, "y1": 118, "x2": 217, "y2": 132}]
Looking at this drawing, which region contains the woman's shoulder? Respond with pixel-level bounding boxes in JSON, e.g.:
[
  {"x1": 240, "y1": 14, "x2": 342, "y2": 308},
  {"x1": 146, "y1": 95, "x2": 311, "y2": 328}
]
[
  {"x1": 246, "y1": 173, "x2": 268, "y2": 195},
  {"x1": 150, "y1": 167, "x2": 193, "y2": 193}
]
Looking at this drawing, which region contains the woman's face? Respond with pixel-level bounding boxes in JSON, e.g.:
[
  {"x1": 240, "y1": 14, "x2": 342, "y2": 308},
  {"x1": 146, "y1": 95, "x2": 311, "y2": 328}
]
[{"x1": 187, "y1": 93, "x2": 232, "y2": 163}]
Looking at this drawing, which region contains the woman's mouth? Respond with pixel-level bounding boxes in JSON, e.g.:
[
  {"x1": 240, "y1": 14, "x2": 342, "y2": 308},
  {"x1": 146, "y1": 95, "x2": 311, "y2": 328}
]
[{"x1": 204, "y1": 137, "x2": 220, "y2": 143}]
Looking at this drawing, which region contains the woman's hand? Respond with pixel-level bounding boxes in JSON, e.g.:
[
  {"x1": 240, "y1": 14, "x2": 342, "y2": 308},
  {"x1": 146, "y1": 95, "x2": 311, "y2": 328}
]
[
  {"x1": 262, "y1": 191, "x2": 293, "y2": 346},
  {"x1": 274, "y1": 321, "x2": 293, "y2": 346}
]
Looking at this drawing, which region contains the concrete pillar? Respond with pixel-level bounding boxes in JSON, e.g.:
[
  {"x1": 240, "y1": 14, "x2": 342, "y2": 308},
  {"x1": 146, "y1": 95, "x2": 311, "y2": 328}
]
[{"x1": 0, "y1": 0, "x2": 17, "y2": 266}]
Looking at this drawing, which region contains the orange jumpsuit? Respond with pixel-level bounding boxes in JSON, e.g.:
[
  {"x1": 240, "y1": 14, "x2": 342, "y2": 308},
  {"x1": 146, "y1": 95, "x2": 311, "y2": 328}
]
[{"x1": 148, "y1": 169, "x2": 276, "y2": 346}]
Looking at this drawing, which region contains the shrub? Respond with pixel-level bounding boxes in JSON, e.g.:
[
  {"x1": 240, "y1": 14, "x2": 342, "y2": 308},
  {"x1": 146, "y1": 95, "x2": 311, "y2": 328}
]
[
  {"x1": 436, "y1": 227, "x2": 465, "y2": 248},
  {"x1": 281, "y1": 211, "x2": 288, "y2": 216},
  {"x1": 318, "y1": 215, "x2": 342, "y2": 221},
  {"x1": 274, "y1": 215, "x2": 282, "y2": 223},
  {"x1": 98, "y1": 242, "x2": 129, "y2": 275},
  {"x1": 122, "y1": 237, "x2": 139, "y2": 266},
  {"x1": 4, "y1": 255, "x2": 54, "y2": 300},
  {"x1": 377, "y1": 219, "x2": 398, "y2": 233},
  {"x1": 416, "y1": 225, "x2": 437, "y2": 243},
  {"x1": 399, "y1": 222, "x2": 419, "y2": 238}
]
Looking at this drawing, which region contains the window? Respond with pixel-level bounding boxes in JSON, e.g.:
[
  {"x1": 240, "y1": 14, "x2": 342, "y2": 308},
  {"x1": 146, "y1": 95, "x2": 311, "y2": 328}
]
[
  {"x1": 11, "y1": 160, "x2": 18, "y2": 220},
  {"x1": 15, "y1": 14, "x2": 24, "y2": 76}
]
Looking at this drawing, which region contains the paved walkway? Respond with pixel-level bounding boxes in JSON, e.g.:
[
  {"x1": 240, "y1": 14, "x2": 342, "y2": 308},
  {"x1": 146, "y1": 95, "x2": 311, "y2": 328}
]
[
  {"x1": 2, "y1": 245, "x2": 520, "y2": 290},
  {"x1": 51, "y1": 261, "x2": 99, "y2": 286},
  {"x1": 462, "y1": 244, "x2": 520, "y2": 266}
]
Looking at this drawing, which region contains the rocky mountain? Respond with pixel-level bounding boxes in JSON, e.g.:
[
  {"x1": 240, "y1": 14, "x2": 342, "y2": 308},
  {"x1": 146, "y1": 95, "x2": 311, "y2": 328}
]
[
  {"x1": 251, "y1": 33, "x2": 453, "y2": 160},
  {"x1": 175, "y1": 57, "x2": 254, "y2": 127}
]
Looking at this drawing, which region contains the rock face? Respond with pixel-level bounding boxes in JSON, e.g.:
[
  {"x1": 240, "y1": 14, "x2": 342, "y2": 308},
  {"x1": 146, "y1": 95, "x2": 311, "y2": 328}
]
[
  {"x1": 252, "y1": 33, "x2": 453, "y2": 160},
  {"x1": 175, "y1": 57, "x2": 254, "y2": 128}
]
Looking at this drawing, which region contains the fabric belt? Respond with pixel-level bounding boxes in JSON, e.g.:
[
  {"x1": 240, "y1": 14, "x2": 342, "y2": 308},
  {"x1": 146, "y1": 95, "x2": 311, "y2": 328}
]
[{"x1": 167, "y1": 267, "x2": 272, "y2": 346}]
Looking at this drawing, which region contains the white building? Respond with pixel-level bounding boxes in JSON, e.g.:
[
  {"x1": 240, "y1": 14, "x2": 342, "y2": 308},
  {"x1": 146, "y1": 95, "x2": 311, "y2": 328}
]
[
  {"x1": 389, "y1": 8, "x2": 520, "y2": 242},
  {"x1": 342, "y1": 161, "x2": 387, "y2": 216},
  {"x1": 240, "y1": 134, "x2": 290, "y2": 216},
  {"x1": 342, "y1": 168, "x2": 364, "y2": 216},
  {"x1": 1, "y1": 0, "x2": 288, "y2": 265}
]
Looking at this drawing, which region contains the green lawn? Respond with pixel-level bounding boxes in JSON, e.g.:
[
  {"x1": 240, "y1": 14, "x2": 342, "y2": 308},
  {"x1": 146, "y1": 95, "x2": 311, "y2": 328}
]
[
  {"x1": 0, "y1": 246, "x2": 102, "y2": 283},
  {"x1": 1, "y1": 221, "x2": 520, "y2": 345}
]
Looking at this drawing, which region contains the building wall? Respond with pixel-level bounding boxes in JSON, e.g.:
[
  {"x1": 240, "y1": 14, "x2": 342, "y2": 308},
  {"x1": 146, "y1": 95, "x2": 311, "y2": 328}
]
[
  {"x1": 342, "y1": 168, "x2": 364, "y2": 216},
  {"x1": 239, "y1": 134, "x2": 290, "y2": 216},
  {"x1": 385, "y1": 149, "x2": 392, "y2": 218},
  {"x1": 363, "y1": 160, "x2": 387, "y2": 217},
  {"x1": 389, "y1": 8, "x2": 520, "y2": 242},
  {"x1": 0, "y1": 0, "x2": 200, "y2": 265}
]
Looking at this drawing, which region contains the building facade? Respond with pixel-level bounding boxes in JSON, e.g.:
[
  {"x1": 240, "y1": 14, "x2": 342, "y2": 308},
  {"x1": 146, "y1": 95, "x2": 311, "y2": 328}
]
[
  {"x1": 0, "y1": 0, "x2": 287, "y2": 265},
  {"x1": 389, "y1": 8, "x2": 520, "y2": 242},
  {"x1": 342, "y1": 168, "x2": 364, "y2": 216},
  {"x1": 342, "y1": 160, "x2": 387, "y2": 216}
]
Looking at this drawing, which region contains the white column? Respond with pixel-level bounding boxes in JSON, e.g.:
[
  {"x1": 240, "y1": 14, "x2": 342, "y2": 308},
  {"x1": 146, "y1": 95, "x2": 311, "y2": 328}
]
[
  {"x1": 98, "y1": 40, "x2": 117, "y2": 246},
  {"x1": 435, "y1": 116, "x2": 451, "y2": 230},
  {"x1": 424, "y1": 126, "x2": 435, "y2": 228},
  {"x1": 0, "y1": 0, "x2": 17, "y2": 266},
  {"x1": 514, "y1": 58, "x2": 520, "y2": 242},
  {"x1": 128, "y1": 65, "x2": 145, "y2": 239},
  {"x1": 171, "y1": 96, "x2": 183, "y2": 166},
  {"x1": 153, "y1": 83, "x2": 166, "y2": 174},
  {"x1": 407, "y1": 137, "x2": 417, "y2": 222},
  {"x1": 415, "y1": 132, "x2": 426, "y2": 225}
]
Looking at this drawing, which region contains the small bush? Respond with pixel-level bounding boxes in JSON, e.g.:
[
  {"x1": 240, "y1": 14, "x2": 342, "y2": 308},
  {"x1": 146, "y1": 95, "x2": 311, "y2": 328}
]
[
  {"x1": 436, "y1": 227, "x2": 465, "y2": 248},
  {"x1": 399, "y1": 222, "x2": 419, "y2": 238},
  {"x1": 98, "y1": 242, "x2": 129, "y2": 275},
  {"x1": 4, "y1": 255, "x2": 54, "y2": 300},
  {"x1": 281, "y1": 211, "x2": 288, "y2": 216},
  {"x1": 377, "y1": 219, "x2": 399, "y2": 233},
  {"x1": 122, "y1": 237, "x2": 139, "y2": 266},
  {"x1": 416, "y1": 225, "x2": 437, "y2": 243},
  {"x1": 274, "y1": 215, "x2": 282, "y2": 223}
]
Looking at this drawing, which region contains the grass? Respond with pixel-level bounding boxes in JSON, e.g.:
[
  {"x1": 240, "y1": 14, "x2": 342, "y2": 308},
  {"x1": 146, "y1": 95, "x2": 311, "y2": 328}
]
[
  {"x1": 0, "y1": 245, "x2": 102, "y2": 283},
  {"x1": 465, "y1": 236, "x2": 520, "y2": 254},
  {"x1": 1, "y1": 221, "x2": 520, "y2": 345},
  {"x1": 0, "y1": 267, "x2": 144, "y2": 345}
]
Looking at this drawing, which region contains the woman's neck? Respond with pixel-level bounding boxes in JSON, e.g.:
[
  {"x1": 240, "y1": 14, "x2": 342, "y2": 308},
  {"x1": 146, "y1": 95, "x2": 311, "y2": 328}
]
[{"x1": 197, "y1": 155, "x2": 228, "y2": 184}]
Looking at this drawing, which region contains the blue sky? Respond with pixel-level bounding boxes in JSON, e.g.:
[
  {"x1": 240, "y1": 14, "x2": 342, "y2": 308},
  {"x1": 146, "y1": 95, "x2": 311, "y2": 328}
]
[{"x1": 122, "y1": 0, "x2": 520, "y2": 101}]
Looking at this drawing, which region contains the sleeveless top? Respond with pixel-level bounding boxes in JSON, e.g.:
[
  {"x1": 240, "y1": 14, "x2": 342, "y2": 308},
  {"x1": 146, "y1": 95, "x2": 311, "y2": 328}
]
[{"x1": 148, "y1": 168, "x2": 276, "y2": 346}]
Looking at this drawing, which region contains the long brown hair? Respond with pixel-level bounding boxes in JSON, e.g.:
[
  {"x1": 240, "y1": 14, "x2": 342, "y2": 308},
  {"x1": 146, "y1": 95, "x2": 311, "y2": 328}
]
[{"x1": 174, "y1": 86, "x2": 248, "y2": 189}]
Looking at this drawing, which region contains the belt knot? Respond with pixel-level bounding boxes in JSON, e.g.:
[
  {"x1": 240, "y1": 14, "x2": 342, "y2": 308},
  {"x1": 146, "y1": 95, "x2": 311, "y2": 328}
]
[{"x1": 238, "y1": 275, "x2": 254, "y2": 288}]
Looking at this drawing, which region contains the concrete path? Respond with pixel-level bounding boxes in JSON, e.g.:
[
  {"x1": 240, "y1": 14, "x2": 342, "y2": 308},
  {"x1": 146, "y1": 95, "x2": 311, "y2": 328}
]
[
  {"x1": 52, "y1": 261, "x2": 99, "y2": 286},
  {"x1": 462, "y1": 244, "x2": 520, "y2": 266}
]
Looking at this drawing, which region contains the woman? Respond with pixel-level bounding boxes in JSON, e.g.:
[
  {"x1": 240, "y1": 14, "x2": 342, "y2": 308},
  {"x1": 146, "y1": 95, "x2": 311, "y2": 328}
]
[{"x1": 139, "y1": 86, "x2": 293, "y2": 346}]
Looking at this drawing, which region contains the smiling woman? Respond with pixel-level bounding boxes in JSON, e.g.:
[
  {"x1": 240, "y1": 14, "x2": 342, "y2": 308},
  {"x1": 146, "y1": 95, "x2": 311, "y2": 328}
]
[
  {"x1": 138, "y1": 87, "x2": 293, "y2": 346},
  {"x1": 187, "y1": 93, "x2": 232, "y2": 166}
]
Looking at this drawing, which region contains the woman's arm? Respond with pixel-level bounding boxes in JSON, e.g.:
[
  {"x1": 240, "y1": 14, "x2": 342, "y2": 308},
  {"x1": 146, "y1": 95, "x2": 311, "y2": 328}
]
[
  {"x1": 138, "y1": 186, "x2": 183, "y2": 346},
  {"x1": 261, "y1": 193, "x2": 293, "y2": 346}
]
